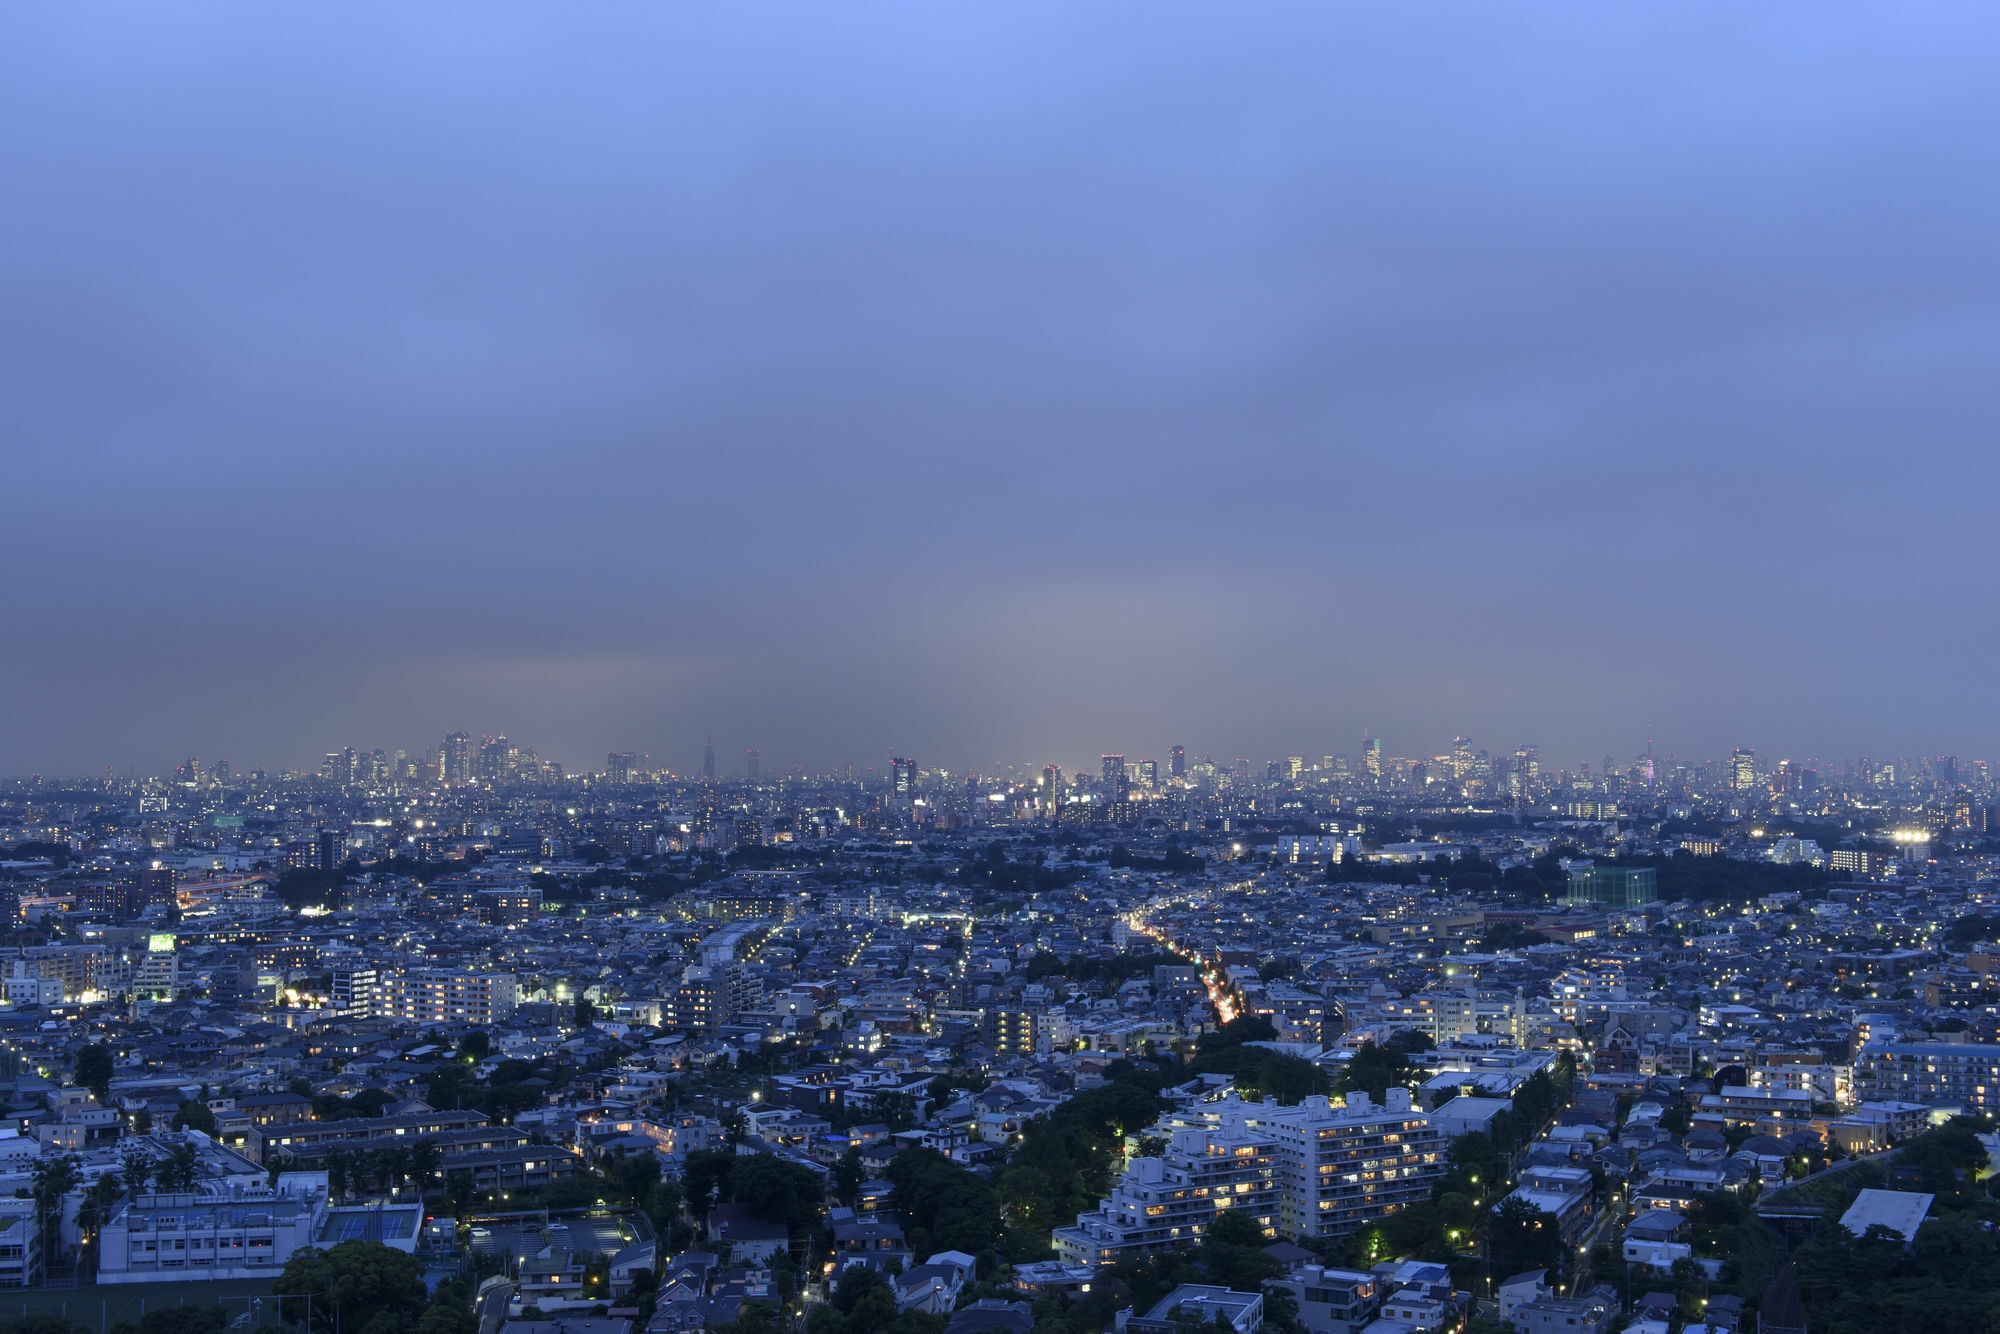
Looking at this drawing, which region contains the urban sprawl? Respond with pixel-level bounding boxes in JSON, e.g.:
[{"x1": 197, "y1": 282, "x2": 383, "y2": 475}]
[{"x1": 0, "y1": 734, "x2": 1992, "y2": 1334}]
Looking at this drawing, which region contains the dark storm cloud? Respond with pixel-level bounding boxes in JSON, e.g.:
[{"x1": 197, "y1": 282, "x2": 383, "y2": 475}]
[{"x1": 4, "y1": 3, "x2": 1999, "y2": 776}]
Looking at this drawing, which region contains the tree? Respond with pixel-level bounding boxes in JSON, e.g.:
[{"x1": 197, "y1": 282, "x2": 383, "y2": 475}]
[
  {"x1": 832, "y1": 1146, "x2": 865, "y2": 1201},
  {"x1": 1488, "y1": 1195, "x2": 1563, "y2": 1284},
  {"x1": 445, "y1": 1168, "x2": 476, "y2": 1218},
  {"x1": 417, "y1": 1276, "x2": 480, "y2": 1334},
  {"x1": 575, "y1": 995, "x2": 597, "y2": 1026},
  {"x1": 30, "y1": 1152, "x2": 80, "y2": 1265},
  {"x1": 458, "y1": 1030, "x2": 491, "y2": 1060},
  {"x1": 158, "y1": 1142, "x2": 201, "y2": 1193},
  {"x1": 120, "y1": 1145, "x2": 156, "y2": 1197},
  {"x1": 172, "y1": 1099, "x2": 217, "y2": 1134},
  {"x1": 406, "y1": 1140, "x2": 443, "y2": 1197},
  {"x1": 75, "y1": 1043, "x2": 114, "y2": 1100},
  {"x1": 278, "y1": 1240, "x2": 429, "y2": 1334},
  {"x1": 729, "y1": 1152, "x2": 825, "y2": 1234},
  {"x1": 76, "y1": 1172, "x2": 125, "y2": 1273},
  {"x1": 683, "y1": 1149, "x2": 738, "y2": 1217}
]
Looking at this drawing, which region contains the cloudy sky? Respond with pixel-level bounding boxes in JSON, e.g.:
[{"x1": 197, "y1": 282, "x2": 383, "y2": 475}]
[{"x1": 5, "y1": 4, "x2": 1998, "y2": 779}]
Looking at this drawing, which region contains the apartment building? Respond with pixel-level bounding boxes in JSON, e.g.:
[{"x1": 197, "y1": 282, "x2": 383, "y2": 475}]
[
  {"x1": 1222, "y1": 1091, "x2": 1444, "y2": 1242},
  {"x1": 371, "y1": 969, "x2": 518, "y2": 1026},
  {"x1": 1053, "y1": 1126, "x2": 1280, "y2": 1265},
  {"x1": 1855, "y1": 1042, "x2": 2000, "y2": 1116}
]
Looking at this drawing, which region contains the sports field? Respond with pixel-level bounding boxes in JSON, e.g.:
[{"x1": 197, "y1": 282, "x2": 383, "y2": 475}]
[{"x1": 0, "y1": 1277, "x2": 282, "y2": 1331}]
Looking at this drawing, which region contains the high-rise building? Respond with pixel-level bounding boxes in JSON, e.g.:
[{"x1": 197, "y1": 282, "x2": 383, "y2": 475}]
[
  {"x1": 1170, "y1": 746, "x2": 1186, "y2": 780},
  {"x1": 441, "y1": 732, "x2": 474, "y2": 786},
  {"x1": 606, "y1": 752, "x2": 638, "y2": 783},
  {"x1": 1136, "y1": 760, "x2": 1158, "y2": 788},
  {"x1": 702, "y1": 735, "x2": 717, "y2": 781},
  {"x1": 1730, "y1": 748, "x2": 1758, "y2": 791},
  {"x1": 1364, "y1": 736, "x2": 1382, "y2": 783},
  {"x1": 478, "y1": 735, "x2": 513, "y2": 782},
  {"x1": 892, "y1": 757, "x2": 916, "y2": 800},
  {"x1": 1101, "y1": 755, "x2": 1128, "y2": 802},
  {"x1": 1043, "y1": 765, "x2": 1064, "y2": 817},
  {"x1": 747, "y1": 748, "x2": 763, "y2": 781}
]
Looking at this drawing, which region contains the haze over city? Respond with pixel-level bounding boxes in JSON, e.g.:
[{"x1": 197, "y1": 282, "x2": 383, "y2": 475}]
[
  {"x1": 10, "y1": 9, "x2": 2000, "y2": 1334},
  {"x1": 9, "y1": 4, "x2": 2000, "y2": 776}
]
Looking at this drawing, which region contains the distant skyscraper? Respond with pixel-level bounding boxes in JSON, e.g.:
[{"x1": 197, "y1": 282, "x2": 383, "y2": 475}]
[
  {"x1": 1730, "y1": 748, "x2": 1758, "y2": 791},
  {"x1": 892, "y1": 756, "x2": 916, "y2": 799},
  {"x1": 441, "y1": 732, "x2": 473, "y2": 786},
  {"x1": 606, "y1": 752, "x2": 638, "y2": 783},
  {"x1": 747, "y1": 748, "x2": 762, "y2": 781},
  {"x1": 1043, "y1": 765, "x2": 1064, "y2": 815},
  {"x1": 1137, "y1": 760, "x2": 1158, "y2": 788},
  {"x1": 1170, "y1": 745, "x2": 1186, "y2": 780},
  {"x1": 1364, "y1": 735, "x2": 1382, "y2": 783},
  {"x1": 702, "y1": 735, "x2": 716, "y2": 781},
  {"x1": 1450, "y1": 738, "x2": 1473, "y2": 780},
  {"x1": 1101, "y1": 755, "x2": 1128, "y2": 802}
]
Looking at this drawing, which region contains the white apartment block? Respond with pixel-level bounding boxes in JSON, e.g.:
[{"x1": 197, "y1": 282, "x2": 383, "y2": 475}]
[
  {"x1": 1219, "y1": 1091, "x2": 1444, "y2": 1242},
  {"x1": 1053, "y1": 1126, "x2": 1280, "y2": 1265},
  {"x1": 371, "y1": 969, "x2": 519, "y2": 1026}
]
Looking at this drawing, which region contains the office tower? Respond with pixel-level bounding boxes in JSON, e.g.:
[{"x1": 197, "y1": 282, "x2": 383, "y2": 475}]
[
  {"x1": 702, "y1": 735, "x2": 717, "y2": 780},
  {"x1": 1101, "y1": 755, "x2": 1128, "y2": 802},
  {"x1": 441, "y1": 732, "x2": 474, "y2": 786},
  {"x1": 1364, "y1": 736, "x2": 1382, "y2": 783},
  {"x1": 606, "y1": 752, "x2": 637, "y2": 783},
  {"x1": 1137, "y1": 760, "x2": 1158, "y2": 788},
  {"x1": 1287, "y1": 755, "x2": 1305, "y2": 782},
  {"x1": 212, "y1": 760, "x2": 229, "y2": 783},
  {"x1": 1450, "y1": 738, "x2": 1473, "y2": 779},
  {"x1": 1043, "y1": 765, "x2": 1064, "y2": 816},
  {"x1": 747, "y1": 748, "x2": 763, "y2": 781},
  {"x1": 1170, "y1": 745, "x2": 1186, "y2": 780},
  {"x1": 477, "y1": 735, "x2": 513, "y2": 781},
  {"x1": 1730, "y1": 748, "x2": 1757, "y2": 791},
  {"x1": 892, "y1": 756, "x2": 916, "y2": 800}
]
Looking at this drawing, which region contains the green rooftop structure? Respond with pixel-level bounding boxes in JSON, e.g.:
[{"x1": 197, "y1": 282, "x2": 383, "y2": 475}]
[{"x1": 1566, "y1": 864, "x2": 1657, "y2": 909}]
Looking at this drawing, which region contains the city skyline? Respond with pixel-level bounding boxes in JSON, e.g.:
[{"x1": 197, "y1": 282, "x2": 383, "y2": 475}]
[
  {"x1": 12, "y1": 727, "x2": 1986, "y2": 790},
  {"x1": 7, "y1": 7, "x2": 2000, "y2": 775}
]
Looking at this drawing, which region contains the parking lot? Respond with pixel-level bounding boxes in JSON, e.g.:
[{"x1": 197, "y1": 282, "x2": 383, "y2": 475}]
[{"x1": 467, "y1": 1216, "x2": 637, "y2": 1259}]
